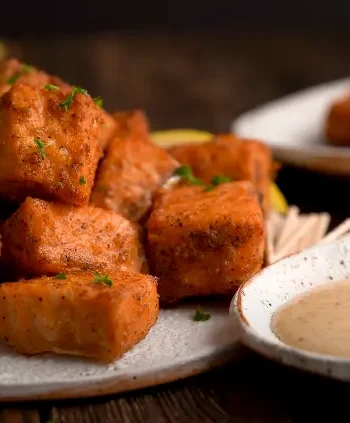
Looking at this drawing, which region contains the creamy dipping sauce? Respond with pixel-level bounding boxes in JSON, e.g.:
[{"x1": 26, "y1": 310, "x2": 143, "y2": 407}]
[{"x1": 271, "y1": 279, "x2": 350, "y2": 357}]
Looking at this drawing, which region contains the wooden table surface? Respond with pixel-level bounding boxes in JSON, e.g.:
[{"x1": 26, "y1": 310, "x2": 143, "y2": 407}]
[{"x1": 1, "y1": 32, "x2": 350, "y2": 422}]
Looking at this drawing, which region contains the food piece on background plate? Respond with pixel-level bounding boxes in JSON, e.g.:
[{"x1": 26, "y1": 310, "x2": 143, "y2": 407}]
[
  {"x1": 0, "y1": 83, "x2": 104, "y2": 205},
  {"x1": 91, "y1": 111, "x2": 178, "y2": 222},
  {"x1": 326, "y1": 92, "x2": 350, "y2": 147},
  {"x1": 147, "y1": 180, "x2": 265, "y2": 304},
  {"x1": 168, "y1": 133, "x2": 272, "y2": 215},
  {"x1": 0, "y1": 270, "x2": 159, "y2": 362},
  {"x1": 1, "y1": 197, "x2": 144, "y2": 279}
]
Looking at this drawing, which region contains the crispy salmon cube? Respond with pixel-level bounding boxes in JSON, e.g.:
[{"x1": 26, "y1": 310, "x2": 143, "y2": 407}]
[
  {"x1": 147, "y1": 181, "x2": 265, "y2": 304},
  {"x1": 0, "y1": 84, "x2": 104, "y2": 205},
  {"x1": 0, "y1": 271, "x2": 159, "y2": 362},
  {"x1": 0, "y1": 58, "x2": 70, "y2": 97},
  {"x1": 326, "y1": 93, "x2": 350, "y2": 146},
  {"x1": 113, "y1": 109, "x2": 150, "y2": 137},
  {"x1": 91, "y1": 134, "x2": 178, "y2": 222},
  {"x1": 0, "y1": 59, "x2": 115, "y2": 150},
  {"x1": 1, "y1": 197, "x2": 144, "y2": 278},
  {"x1": 168, "y1": 134, "x2": 272, "y2": 215},
  {"x1": 98, "y1": 109, "x2": 117, "y2": 150}
]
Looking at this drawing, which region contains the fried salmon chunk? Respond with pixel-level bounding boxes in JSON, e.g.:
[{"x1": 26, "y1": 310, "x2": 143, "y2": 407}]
[
  {"x1": 0, "y1": 271, "x2": 159, "y2": 362},
  {"x1": 0, "y1": 58, "x2": 70, "y2": 97},
  {"x1": 1, "y1": 197, "x2": 144, "y2": 278},
  {"x1": 326, "y1": 93, "x2": 350, "y2": 146},
  {"x1": 91, "y1": 118, "x2": 178, "y2": 221},
  {"x1": 168, "y1": 134, "x2": 272, "y2": 215},
  {"x1": 0, "y1": 84, "x2": 104, "y2": 205},
  {"x1": 0, "y1": 59, "x2": 116, "y2": 150},
  {"x1": 98, "y1": 110, "x2": 117, "y2": 150},
  {"x1": 147, "y1": 180, "x2": 265, "y2": 304},
  {"x1": 113, "y1": 109, "x2": 149, "y2": 137}
]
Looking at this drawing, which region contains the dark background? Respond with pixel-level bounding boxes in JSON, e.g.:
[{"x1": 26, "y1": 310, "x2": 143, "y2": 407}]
[{"x1": 2, "y1": 1, "x2": 350, "y2": 35}]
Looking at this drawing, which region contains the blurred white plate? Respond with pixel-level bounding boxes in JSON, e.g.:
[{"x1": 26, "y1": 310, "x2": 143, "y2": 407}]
[
  {"x1": 230, "y1": 236, "x2": 350, "y2": 381},
  {"x1": 231, "y1": 77, "x2": 350, "y2": 176}
]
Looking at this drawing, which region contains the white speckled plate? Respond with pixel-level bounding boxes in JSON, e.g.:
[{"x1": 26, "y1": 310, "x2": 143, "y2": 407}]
[
  {"x1": 230, "y1": 236, "x2": 350, "y2": 381},
  {"x1": 0, "y1": 300, "x2": 241, "y2": 401},
  {"x1": 231, "y1": 77, "x2": 350, "y2": 176}
]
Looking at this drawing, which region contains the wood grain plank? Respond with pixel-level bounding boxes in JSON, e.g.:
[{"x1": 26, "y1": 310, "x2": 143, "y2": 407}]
[{"x1": 0, "y1": 409, "x2": 40, "y2": 423}]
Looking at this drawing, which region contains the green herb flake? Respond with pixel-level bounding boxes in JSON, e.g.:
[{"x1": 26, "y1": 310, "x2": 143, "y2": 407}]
[
  {"x1": 173, "y1": 165, "x2": 205, "y2": 187},
  {"x1": 34, "y1": 137, "x2": 46, "y2": 159},
  {"x1": 93, "y1": 272, "x2": 113, "y2": 287},
  {"x1": 6, "y1": 72, "x2": 21, "y2": 85},
  {"x1": 54, "y1": 272, "x2": 67, "y2": 280},
  {"x1": 45, "y1": 84, "x2": 60, "y2": 91},
  {"x1": 205, "y1": 175, "x2": 232, "y2": 192},
  {"x1": 6, "y1": 63, "x2": 33, "y2": 85},
  {"x1": 59, "y1": 85, "x2": 88, "y2": 111},
  {"x1": 210, "y1": 175, "x2": 232, "y2": 186},
  {"x1": 98, "y1": 184, "x2": 106, "y2": 192},
  {"x1": 79, "y1": 176, "x2": 86, "y2": 185},
  {"x1": 93, "y1": 96, "x2": 103, "y2": 108},
  {"x1": 193, "y1": 307, "x2": 211, "y2": 322},
  {"x1": 22, "y1": 63, "x2": 33, "y2": 74}
]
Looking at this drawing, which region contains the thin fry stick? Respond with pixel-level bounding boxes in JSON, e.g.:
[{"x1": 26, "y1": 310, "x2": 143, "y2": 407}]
[
  {"x1": 318, "y1": 218, "x2": 350, "y2": 245},
  {"x1": 298, "y1": 214, "x2": 324, "y2": 251},
  {"x1": 275, "y1": 206, "x2": 300, "y2": 252},
  {"x1": 273, "y1": 214, "x2": 318, "y2": 262},
  {"x1": 312, "y1": 213, "x2": 331, "y2": 244}
]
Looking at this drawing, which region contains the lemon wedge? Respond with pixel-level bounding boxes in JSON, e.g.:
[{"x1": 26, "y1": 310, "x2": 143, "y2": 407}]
[
  {"x1": 150, "y1": 129, "x2": 213, "y2": 148},
  {"x1": 270, "y1": 182, "x2": 288, "y2": 215}
]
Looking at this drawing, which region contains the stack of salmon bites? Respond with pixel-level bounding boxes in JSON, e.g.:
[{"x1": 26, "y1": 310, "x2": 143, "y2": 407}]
[
  {"x1": 0, "y1": 60, "x2": 159, "y2": 362},
  {"x1": 0, "y1": 58, "x2": 270, "y2": 363}
]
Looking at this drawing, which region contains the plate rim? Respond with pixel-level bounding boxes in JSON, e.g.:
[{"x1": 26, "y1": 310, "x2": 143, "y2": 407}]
[
  {"x1": 0, "y1": 342, "x2": 240, "y2": 402},
  {"x1": 231, "y1": 76, "x2": 350, "y2": 158}
]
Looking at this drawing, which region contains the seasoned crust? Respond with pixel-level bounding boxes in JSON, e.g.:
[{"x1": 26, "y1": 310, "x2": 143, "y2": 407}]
[
  {"x1": 1, "y1": 197, "x2": 145, "y2": 278},
  {"x1": 0, "y1": 84, "x2": 103, "y2": 205},
  {"x1": 147, "y1": 180, "x2": 265, "y2": 304},
  {"x1": 168, "y1": 134, "x2": 272, "y2": 215},
  {"x1": 91, "y1": 110, "x2": 178, "y2": 222},
  {"x1": 0, "y1": 270, "x2": 159, "y2": 362}
]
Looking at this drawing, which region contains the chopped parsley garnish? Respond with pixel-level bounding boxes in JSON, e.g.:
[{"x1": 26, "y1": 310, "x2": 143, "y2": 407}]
[
  {"x1": 34, "y1": 137, "x2": 46, "y2": 159},
  {"x1": 7, "y1": 73, "x2": 21, "y2": 85},
  {"x1": 93, "y1": 96, "x2": 103, "y2": 108},
  {"x1": 98, "y1": 184, "x2": 106, "y2": 192},
  {"x1": 54, "y1": 272, "x2": 67, "y2": 280},
  {"x1": 194, "y1": 307, "x2": 211, "y2": 322},
  {"x1": 174, "y1": 166, "x2": 232, "y2": 192},
  {"x1": 79, "y1": 176, "x2": 86, "y2": 185},
  {"x1": 210, "y1": 175, "x2": 232, "y2": 186},
  {"x1": 205, "y1": 175, "x2": 232, "y2": 191},
  {"x1": 6, "y1": 63, "x2": 33, "y2": 85},
  {"x1": 173, "y1": 165, "x2": 205, "y2": 186},
  {"x1": 93, "y1": 272, "x2": 113, "y2": 287},
  {"x1": 45, "y1": 84, "x2": 59, "y2": 91},
  {"x1": 59, "y1": 85, "x2": 88, "y2": 111},
  {"x1": 22, "y1": 64, "x2": 33, "y2": 74}
]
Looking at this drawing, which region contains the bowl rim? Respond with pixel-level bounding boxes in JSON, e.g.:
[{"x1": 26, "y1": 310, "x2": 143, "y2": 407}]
[{"x1": 230, "y1": 237, "x2": 350, "y2": 367}]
